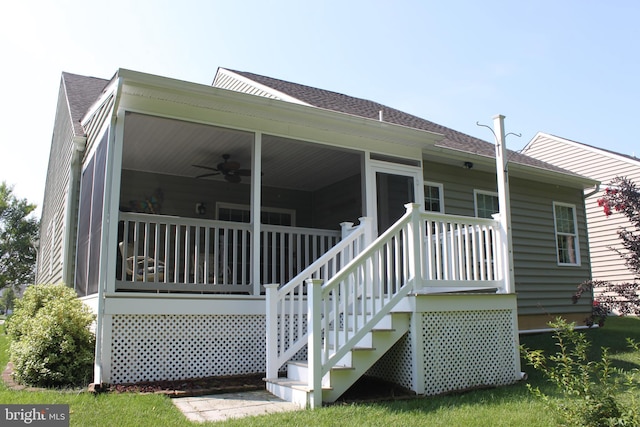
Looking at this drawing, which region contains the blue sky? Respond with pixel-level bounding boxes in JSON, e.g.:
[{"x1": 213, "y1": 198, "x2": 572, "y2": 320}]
[{"x1": 1, "y1": 0, "x2": 638, "y2": 215}]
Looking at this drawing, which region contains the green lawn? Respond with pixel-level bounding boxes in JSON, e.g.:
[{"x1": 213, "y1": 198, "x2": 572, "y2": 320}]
[{"x1": 1, "y1": 317, "x2": 640, "y2": 426}]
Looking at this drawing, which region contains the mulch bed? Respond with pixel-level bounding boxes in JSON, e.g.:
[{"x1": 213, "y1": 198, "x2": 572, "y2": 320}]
[
  {"x1": 3, "y1": 361, "x2": 415, "y2": 403},
  {"x1": 104, "y1": 373, "x2": 266, "y2": 397}
]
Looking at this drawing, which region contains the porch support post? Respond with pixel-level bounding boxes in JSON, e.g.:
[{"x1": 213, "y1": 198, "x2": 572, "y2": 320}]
[
  {"x1": 405, "y1": 203, "x2": 424, "y2": 292},
  {"x1": 264, "y1": 283, "x2": 279, "y2": 379},
  {"x1": 307, "y1": 278, "x2": 323, "y2": 409},
  {"x1": 359, "y1": 216, "x2": 375, "y2": 247},
  {"x1": 252, "y1": 133, "x2": 263, "y2": 295},
  {"x1": 493, "y1": 115, "x2": 515, "y2": 294}
]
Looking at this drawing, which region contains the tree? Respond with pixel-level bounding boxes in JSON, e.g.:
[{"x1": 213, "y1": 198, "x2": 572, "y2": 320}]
[
  {"x1": 573, "y1": 176, "x2": 640, "y2": 325},
  {"x1": 0, "y1": 287, "x2": 15, "y2": 313},
  {"x1": 0, "y1": 182, "x2": 39, "y2": 290}
]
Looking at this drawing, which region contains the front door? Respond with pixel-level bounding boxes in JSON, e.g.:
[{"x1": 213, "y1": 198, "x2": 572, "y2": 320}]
[{"x1": 368, "y1": 160, "x2": 423, "y2": 235}]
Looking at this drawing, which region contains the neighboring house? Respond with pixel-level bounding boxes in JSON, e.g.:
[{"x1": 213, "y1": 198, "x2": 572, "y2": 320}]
[
  {"x1": 36, "y1": 68, "x2": 596, "y2": 407},
  {"x1": 523, "y1": 132, "x2": 637, "y2": 289}
]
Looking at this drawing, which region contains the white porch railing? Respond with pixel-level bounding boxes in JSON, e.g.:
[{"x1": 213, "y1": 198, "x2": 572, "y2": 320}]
[
  {"x1": 260, "y1": 224, "x2": 343, "y2": 286},
  {"x1": 265, "y1": 203, "x2": 508, "y2": 405},
  {"x1": 116, "y1": 212, "x2": 341, "y2": 294},
  {"x1": 265, "y1": 218, "x2": 372, "y2": 375}
]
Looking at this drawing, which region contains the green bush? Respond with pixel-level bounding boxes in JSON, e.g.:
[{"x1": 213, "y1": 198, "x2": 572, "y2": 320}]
[
  {"x1": 521, "y1": 317, "x2": 639, "y2": 426},
  {"x1": 6, "y1": 283, "x2": 96, "y2": 387}
]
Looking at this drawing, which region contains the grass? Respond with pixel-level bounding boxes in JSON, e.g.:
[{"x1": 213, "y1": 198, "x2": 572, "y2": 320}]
[{"x1": 1, "y1": 317, "x2": 640, "y2": 426}]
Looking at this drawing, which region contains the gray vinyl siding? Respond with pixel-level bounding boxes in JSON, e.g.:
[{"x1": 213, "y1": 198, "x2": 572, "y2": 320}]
[
  {"x1": 36, "y1": 84, "x2": 74, "y2": 285},
  {"x1": 423, "y1": 160, "x2": 592, "y2": 316},
  {"x1": 524, "y1": 134, "x2": 640, "y2": 284}
]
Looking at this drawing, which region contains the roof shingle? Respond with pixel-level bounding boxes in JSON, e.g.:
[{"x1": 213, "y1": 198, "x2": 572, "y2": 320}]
[
  {"x1": 226, "y1": 69, "x2": 574, "y2": 174},
  {"x1": 62, "y1": 72, "x2": 109, "y2": 136}
]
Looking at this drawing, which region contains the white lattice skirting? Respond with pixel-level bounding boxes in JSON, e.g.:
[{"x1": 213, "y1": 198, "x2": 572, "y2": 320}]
[
  {"x1": 109, "y1": 314, "x2": 267, "y2": 384},
  {"x1": 421, "y1": 309, "x2": 518, "y2": 395},
  {"x1": 368, "y1": 308, "x2": 519, "y2": 396}
]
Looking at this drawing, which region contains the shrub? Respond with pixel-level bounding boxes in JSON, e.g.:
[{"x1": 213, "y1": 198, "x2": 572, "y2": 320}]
[
  {"x1": 521, "y1": 317, "x2": 639, "y2": 426},
  {"x1": 573, "y1": 177, "x2": 640, "y2": 326},
  {"x1": 6, "y1": 283, "x2": 96, "y2": 387}
]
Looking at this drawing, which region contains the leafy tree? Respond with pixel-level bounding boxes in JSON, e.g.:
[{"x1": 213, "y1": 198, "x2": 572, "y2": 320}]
[
  {"x1": 573, "y1": 176, "x2": 640, "y2": 325},
  {"x1": 0, "y1": 182, "x2": 39, "y2": 290},
  {"x1": 0, "y1": 287, "x2": 15, "y2": 313}
]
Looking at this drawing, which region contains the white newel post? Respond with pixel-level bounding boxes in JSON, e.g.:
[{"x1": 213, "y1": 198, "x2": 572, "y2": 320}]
[
  {"x1": 307, "y1": 278, "x2": 323, "y2": 408},
  {"x1": 264, "y1": 283, "x2": 279, "y2": 379},
  {"x1": 493, "y1": 115, "x2": 515, "y2": 294},
  {"x1": 405, "y1": 203, "x2": 424, "y2": 292},
  {"x1": 340, "y1": 221, "x2": 355, "y2": 238}
]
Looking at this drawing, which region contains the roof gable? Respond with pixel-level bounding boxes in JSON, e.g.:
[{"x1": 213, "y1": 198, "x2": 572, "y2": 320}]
[
  {"x1": 528, "y1": 132, "x2": 640, "y2": 165},
  {"x1": 62, "y1": 72, "x2": 109, "y2": 136}
]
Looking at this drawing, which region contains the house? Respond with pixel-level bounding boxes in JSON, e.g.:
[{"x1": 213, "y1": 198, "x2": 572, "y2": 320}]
[
  {"x1": 523, "y1": 133, "x2": 637, "y2": 290},
  {"x1": 36, "y1": 68, "x2": 597, "y2": 407}
]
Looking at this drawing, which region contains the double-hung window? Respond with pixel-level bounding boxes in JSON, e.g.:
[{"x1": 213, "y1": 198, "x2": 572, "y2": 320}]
[
  {"x1": 424, "y1": 182, "x2": 444, "y2": 213},
  {"x1": 474, "y1": 190, "x2": 499, "y2": 219},
  {"x1": 553, "y1": 202, "x2": 580, "y2": 265}
]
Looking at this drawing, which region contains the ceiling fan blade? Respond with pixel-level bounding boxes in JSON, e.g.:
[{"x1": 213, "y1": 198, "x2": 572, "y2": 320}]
[
  {"x1": 236, "y1": 169, "x2": 252, "y2": 176},
  {"x1": 193, "y1": 164, "x2": 219, "y2": 172},
  {"x1": 196, "y1": 172, "x2": 220, "y2": 179}
]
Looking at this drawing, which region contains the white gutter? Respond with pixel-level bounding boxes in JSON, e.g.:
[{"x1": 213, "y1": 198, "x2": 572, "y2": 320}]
[{"x1": 584, "y1": 184, "x2": 601, "y2": 198}]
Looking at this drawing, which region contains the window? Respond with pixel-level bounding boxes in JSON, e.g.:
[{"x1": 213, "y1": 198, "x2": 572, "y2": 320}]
[
  {"x1": 553, "y1": 202, "x2": 580, "y2": 265},
  {"x1": 474, "y1": 190, "x2": 499, "y2": 219},
  {"x1": 216, "y1": 203, "x2": 295, "y2": 226},
  {"x1": 424, "y1": 182, "x2": 444, "y2": 213}
]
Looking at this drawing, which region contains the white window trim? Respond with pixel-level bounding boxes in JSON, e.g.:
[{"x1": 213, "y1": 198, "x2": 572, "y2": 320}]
[
  {"x1": 473, "y1": 189, "x2": 499, "y2": 218},
  {"x1": 216, "y1": 202, "x2": 296, "y2": 226},
  {"x1": 553, "y1": 201, "x2": 581, "y2": 266},
  {"x1": 424, "y1": 181, "x2": 444, "y2": 213}
]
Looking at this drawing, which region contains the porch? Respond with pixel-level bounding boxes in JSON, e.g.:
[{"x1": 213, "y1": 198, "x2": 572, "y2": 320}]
[{"x1": 100, "y1": 203, "x2": 521, "y2": 407}]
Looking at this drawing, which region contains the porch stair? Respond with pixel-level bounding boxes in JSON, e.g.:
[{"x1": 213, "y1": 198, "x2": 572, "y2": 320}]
[{"x1": 265, "y1": 311, "x2": 410, "y2": 407}]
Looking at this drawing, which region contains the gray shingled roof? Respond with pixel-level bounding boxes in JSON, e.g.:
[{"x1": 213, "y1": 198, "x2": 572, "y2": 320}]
[
  {"x1": 227, "y1": 69, "x2": 575, "y2": 174},
  {"x1": 62, "y1": 72, "x2": 109, "y2": 136}
]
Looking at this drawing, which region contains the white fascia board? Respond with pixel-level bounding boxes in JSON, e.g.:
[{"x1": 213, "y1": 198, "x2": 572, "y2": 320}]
[{"x1": 115, "y1": 68, "x2": 445, "y2": 151}]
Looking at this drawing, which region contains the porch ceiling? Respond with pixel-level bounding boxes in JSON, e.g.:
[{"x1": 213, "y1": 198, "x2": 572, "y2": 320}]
[{"x1": 121, "y1": 113, "x2": 362, "y2": 191}]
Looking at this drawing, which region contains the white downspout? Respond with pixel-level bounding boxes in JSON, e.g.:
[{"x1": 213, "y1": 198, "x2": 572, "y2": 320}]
[
  {"x1": 493, "y1": 115, "x2": 515, "y2": 294},
  {"x1": 62, "y1": 136, "x2": 87, "y2": 286}
]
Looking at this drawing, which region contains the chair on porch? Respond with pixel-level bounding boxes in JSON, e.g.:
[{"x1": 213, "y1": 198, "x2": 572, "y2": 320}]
[{"x1": 118, "y1": 242, "x2": 165, "y2": 282}]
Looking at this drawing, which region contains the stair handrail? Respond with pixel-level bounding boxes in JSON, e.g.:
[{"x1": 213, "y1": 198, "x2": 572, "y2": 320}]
[
  {"x1": 265, "y1": 217, "x2": 373, "y2": 379},
  {"x1": 312, "y1": 203, "x2": 423, "y2": 368},
  {"x1": 307, "y1": 203, "x2": 423, "y2": 407}
]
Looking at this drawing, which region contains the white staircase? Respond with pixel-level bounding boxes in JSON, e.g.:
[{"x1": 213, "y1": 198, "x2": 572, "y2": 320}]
[
  {"x1": 265, "y1": 204, "x2": 508, "y2": 408},
  {"x1": 265, "y1": 311, "x2": 410, "y2": 407}
]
